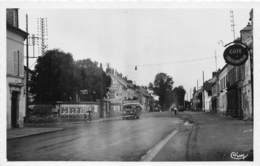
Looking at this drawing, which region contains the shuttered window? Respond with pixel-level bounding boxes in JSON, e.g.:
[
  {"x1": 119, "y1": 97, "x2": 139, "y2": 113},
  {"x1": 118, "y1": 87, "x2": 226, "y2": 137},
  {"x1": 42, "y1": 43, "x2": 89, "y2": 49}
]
[{"x1": 13, "y1": 50, "x2": 21, "y2": 76}]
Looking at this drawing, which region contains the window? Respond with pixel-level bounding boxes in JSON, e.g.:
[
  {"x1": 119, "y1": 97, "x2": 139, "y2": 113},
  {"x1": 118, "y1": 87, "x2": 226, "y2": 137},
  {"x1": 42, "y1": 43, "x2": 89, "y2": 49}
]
[
  {"x1": 13, "y1": 50, "x2": 21, "y2": 76},
  {"x1": 7, "y1": 9, "x2": 18, "y2": 27}
]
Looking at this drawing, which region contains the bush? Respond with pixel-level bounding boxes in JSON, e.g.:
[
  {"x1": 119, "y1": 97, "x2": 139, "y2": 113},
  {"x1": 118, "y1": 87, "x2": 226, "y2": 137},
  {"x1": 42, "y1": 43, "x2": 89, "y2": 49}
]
[
  {"x1": 25, "y1": 115, "x2": 58, "y2": 123},
  {"x1": 26, "y1": 105, "x2": 58, "y2": 123},
  {"x1": 29, "y1": 105, "x2": 55, "y2": 116}
]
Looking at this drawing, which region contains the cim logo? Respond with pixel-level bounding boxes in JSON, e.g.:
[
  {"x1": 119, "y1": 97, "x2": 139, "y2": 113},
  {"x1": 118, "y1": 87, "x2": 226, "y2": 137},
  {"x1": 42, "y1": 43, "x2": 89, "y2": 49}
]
[{"x1": 223, "y1": 43, "x2": 249, "y2": 66}]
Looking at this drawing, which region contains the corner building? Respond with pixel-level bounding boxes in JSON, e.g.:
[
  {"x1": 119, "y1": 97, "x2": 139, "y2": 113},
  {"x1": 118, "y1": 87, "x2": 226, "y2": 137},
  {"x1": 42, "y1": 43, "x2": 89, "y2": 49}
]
[{"x1": 6, "y1": 9, "x2": 28, "y2": 128}]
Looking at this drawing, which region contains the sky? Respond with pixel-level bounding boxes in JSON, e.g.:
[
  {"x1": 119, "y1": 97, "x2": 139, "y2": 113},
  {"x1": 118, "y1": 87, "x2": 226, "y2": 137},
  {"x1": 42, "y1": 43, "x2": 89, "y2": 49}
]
[{"x1": 19, "y1": 8, "x2": 251, "y2": 100}]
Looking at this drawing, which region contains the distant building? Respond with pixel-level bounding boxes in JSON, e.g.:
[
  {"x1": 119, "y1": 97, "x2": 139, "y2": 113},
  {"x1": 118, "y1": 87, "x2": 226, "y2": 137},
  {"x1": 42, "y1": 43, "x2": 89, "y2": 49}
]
[
  {"x1": 106, "y1": 68, "x2": 153, "y2": 112},
  {"x1": 217, "y1": 64, "x2": 228, "y2": 116},
  {"x1": 203, "y1": 78, "x2": 214, "y2": 112},
  {"x1": 6, "y1": 9, "x2": 28, "y2": 128},
  {"x1": 192, "y1": 87, "x2": 203, "y2": 111},
  {"x1": 107, "y1": 71, "x2": 129, "y2": 104},
  {"x1": 211, "y1": 71, "x2": 219, "y2": 113},
  {"x1": 136, "y1": 87, "x2": 153, "y2": 112}
]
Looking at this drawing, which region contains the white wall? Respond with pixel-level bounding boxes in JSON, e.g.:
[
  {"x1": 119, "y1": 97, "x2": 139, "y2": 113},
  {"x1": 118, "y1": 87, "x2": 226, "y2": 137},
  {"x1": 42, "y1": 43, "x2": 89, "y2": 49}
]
[{"x1": 6, "y1": 30, "x2": 26, "y2": 129}]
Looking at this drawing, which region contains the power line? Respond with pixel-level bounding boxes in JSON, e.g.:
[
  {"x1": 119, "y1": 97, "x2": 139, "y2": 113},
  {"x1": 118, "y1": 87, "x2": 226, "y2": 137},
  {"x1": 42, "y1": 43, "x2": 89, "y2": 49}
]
[{"x1": 134, "y1": 56, "x2": 215, "y2": 67}]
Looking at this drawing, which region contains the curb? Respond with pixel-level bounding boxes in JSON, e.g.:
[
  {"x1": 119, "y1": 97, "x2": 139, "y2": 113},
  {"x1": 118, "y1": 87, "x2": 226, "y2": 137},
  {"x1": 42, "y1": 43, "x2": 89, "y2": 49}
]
[
  {"x1": 8, "y1": 116, "x2": 127, "y2": 140},
  {"x1": 8, "y1": 115, "x2": 136, "y2": 140},
  {"x1": 7, "y1": 128, "x2": 64, "y2": 140}
]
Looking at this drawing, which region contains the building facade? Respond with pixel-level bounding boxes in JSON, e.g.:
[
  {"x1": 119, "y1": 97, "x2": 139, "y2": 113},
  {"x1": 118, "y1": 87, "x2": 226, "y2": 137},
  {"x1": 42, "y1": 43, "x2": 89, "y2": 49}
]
[
  {"x1": 240, "y1": 14, "x2": 253, "y2": 120},
  {"x1": 211, "y1": 71, "x2": 219, "y2": 113},
  {"x1": 217, "y1": 64, "x2": 228, "y2": 115},
  {"x1": 6, "y1": 9, "x2": 28, "y2": 128},
  {"x1": 203, "y1": 78, "x2": 214, "y2": 112}
]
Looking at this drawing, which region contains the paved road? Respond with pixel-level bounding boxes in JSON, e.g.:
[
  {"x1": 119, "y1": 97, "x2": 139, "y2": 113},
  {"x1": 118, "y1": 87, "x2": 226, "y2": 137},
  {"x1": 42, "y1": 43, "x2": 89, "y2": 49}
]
[
  {"x1": 153, "y1": 111, "x2": 253, "y2": 161},
  {"x1": 7, "y1": 111, "x2": 253, "y2": 161},
  {"x1": 7, "y1": 113, "x2": 183, "y2": 161}
]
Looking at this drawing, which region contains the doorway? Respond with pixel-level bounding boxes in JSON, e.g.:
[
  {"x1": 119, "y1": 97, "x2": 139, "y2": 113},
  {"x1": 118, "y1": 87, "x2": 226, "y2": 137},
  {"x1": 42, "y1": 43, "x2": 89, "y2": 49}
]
[{"x1": 11, "y1": 91, "x2": 19, "y2": 128}]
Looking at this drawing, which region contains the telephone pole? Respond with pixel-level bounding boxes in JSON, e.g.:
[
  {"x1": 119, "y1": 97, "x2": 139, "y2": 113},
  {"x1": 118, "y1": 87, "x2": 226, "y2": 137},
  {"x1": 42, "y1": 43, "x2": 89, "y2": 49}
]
[
  {"x1": 26, "y1": 14, "x2": 29, "y2": 115},
  {"x1": 230, "y1": 10, "x2": 236, "y2": 40},
  {"x1": 202, "y1": 71, "x2": 205, "y2": 112},
  {"x1": 214, "y1": 50, "x2": 218, "y2": 71},
  {"x1": 190, "y1": 88, "x2": 192, "y2": 102}
]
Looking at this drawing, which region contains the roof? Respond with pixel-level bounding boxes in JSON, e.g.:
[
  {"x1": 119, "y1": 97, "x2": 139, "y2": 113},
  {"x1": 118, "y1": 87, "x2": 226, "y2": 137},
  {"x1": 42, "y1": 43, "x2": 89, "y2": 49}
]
[
  {"x1": 137, "y1": 87, "x2": 151, "y2": 97},
  {"x1": 109, "y1": 73, "x2": 128, "y2": 88},
  {"x1": 203, "y1": 80, "x2": 214, "y2": 91},
  {"x1": 240, "y1": 24, "x2": 253, "y2": 32},
  {"x1": 7, "y1": 24, "x2": 28, "y2": 39},
  {"x1": 218, "y1": 64, "x2": 228, "y2": 76}
]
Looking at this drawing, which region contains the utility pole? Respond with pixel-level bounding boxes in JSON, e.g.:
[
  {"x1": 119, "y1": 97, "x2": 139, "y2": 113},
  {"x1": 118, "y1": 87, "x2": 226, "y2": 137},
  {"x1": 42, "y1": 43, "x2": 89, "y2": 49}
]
[
  {"x1": 197, "y1": 80, "x2": 198, "y2": 90},
  {"x1": 214, "y1": 50, "x2": 218, "y2": 71},
  {"x1": 230, "y1": 10, "x2": 236, "y2": 40},
  {"x1": 190, "y1": 88, "x2": 192, "y2": 102},
  {"x1": 26, "y1": 14, "x2": 29, "y2": 116},
  {"x1": 202, "y1": 71, "x2": 205, "y2": 85},
  {"x1": 202, "y1": 71, "x2": 205, "y2": 112}
]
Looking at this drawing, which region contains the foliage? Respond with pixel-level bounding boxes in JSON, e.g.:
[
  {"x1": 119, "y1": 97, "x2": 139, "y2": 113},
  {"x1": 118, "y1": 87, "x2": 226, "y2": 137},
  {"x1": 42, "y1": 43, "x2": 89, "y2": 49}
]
[
  {"x1": 172, "y1": 86, "x2": 186, "y2": 106},
  {"x1": 31, "y1": 49, "x2": 111, "y2": 103},
  {"x1": 31, "y1": 49, "x2": 76, "y2": 103},
  {"x1": 150, "y1": 73, "x2": 174, "y2": 110},
  {"x1": 76, "y1": 59, "x2": 111, "y2": 101}
]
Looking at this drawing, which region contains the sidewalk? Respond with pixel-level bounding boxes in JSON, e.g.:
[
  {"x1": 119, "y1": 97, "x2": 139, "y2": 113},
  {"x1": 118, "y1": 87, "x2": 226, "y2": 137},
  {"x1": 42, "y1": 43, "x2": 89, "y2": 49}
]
[
  {"x1": 8, "y1": 116, "x2": 125, "y2": 140},
  {"x1": 7, "y1": 127, "x2": 63, "y2": 140},
  {"x1": 153, "y1": 111, "x2": 253, "y2": 161}
]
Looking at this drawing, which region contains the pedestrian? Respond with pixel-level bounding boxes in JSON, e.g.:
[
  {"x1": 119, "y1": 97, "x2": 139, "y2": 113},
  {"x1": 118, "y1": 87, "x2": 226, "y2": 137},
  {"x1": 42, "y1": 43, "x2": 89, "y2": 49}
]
[{"x1": 174, "y1": 106, "x2": 177, "y2": 115}]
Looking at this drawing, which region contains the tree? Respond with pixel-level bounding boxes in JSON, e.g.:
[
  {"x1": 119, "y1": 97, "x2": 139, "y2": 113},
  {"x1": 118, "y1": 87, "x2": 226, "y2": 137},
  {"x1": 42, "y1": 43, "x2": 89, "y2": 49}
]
[
  {"x1": 172, "y1": 86, "x2": 186, "y2": 107},
  {"x1": 31, "y1": 49, "x2": 76, "y2": 103},
  {"x1": 150, "y1": 73, "x2": 174, "y2": 110},
  {"x1": 76, "y1": 59, "x2": 111, "y2": 101}
]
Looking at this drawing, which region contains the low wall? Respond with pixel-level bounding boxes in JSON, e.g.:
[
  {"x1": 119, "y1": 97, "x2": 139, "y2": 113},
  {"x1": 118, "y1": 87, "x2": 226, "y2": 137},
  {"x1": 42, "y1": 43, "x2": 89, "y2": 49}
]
[
  {"x1": 57, "y1": 102, "x2": 101, "y2": 120},
  {"x1": 28, "y1": 101, "x2": 124, "y2": 122},
  {"x1": 109, "y1": 103, "x2": 122, "y2": 117}
]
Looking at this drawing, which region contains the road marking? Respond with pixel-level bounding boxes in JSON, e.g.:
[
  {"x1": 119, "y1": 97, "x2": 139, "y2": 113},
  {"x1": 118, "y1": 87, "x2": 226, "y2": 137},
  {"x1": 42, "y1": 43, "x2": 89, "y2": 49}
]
[{"x1": 141, "y1": 129, "x2": 178, "y2": 161}]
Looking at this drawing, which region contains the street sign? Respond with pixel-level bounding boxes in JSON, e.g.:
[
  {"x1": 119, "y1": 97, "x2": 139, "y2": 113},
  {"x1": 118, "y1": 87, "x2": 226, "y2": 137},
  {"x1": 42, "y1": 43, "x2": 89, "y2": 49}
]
[{"x1": 223, "y1": 43, "x2": 249, "y2": 66}]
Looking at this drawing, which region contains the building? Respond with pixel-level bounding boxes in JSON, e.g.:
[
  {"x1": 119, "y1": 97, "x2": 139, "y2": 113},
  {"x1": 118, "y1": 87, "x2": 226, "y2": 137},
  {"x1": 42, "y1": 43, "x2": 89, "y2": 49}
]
[
  {"x1": 211, "y1": 71, "x2": 219, "y2": 113},
  {"x1": 240, "y1": 10, "x2": 253, "y2": 120},
  {"x1": 107, "y1": 70, "x2": 129, "y2": 103},
  {"x1": 106, "y1": 68, "x2": 153, "y2": 112},
  {"x1": 192, "y1": 87, "x2": 203, "y2": 111},
  {"x1": 217, "y1": 64, "x2": 228, "y2": 116},
  {"x1": 6, "y1": 9, "x2": 28, "y2": 128},
  {"x1": 136, "y1": 86, "x2": 152, "y2": 112},
  {"x1": 203, "y1": 78, "x2": 214, "y2": 112},
  {"x1": 226, "y1": 64, "x2": 244, "y2": 119},
  {"x1": 225, "y1": 10, "x2": 253, "y2": 120}
]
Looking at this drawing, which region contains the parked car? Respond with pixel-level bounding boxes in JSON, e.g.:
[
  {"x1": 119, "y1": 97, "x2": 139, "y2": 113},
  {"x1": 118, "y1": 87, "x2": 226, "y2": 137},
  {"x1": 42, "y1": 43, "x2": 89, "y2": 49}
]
[{"x1": 122, "y1": 103, "x2": 142, "y2": 120}]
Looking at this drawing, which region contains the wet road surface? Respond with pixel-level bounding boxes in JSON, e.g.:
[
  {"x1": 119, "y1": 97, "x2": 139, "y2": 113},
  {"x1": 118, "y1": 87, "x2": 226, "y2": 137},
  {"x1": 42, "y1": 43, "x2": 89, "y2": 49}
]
[{"x1": 7, "y1": 115, "x2": 183, "y2": 161}]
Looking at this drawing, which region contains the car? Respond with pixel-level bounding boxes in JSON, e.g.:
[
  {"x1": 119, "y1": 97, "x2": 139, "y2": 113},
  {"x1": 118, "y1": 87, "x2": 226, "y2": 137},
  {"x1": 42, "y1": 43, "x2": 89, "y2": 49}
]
[{"x1": 122, "y1": 103, "x2": 142, "y2": 120}]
